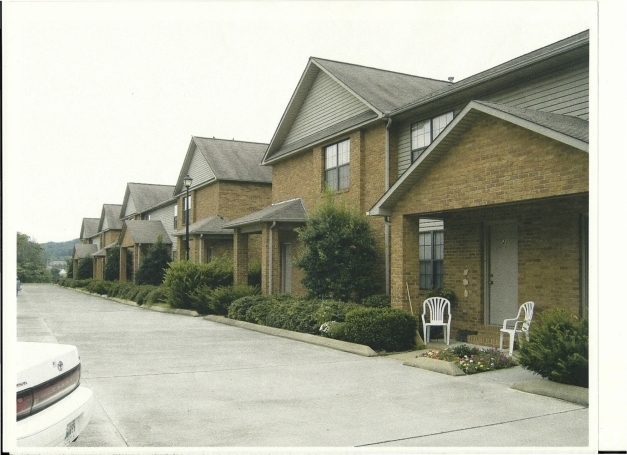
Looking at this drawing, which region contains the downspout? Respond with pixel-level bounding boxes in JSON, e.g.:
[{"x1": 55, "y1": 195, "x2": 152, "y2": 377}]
[
  {"x1": 384, "y1": 116, "x2": 393, "y2": 295},
  {"x1": 268, "y1": 221, "x2": 277, "y2": 294}
]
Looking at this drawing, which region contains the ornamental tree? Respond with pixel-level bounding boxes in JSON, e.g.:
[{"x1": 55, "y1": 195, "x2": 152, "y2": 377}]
[
  {"x1": 135, "y1": 237, "x2": 172, "y2": 286},
  {"x1": 296, "y1": 194, "x2": 380, "y2": 302}
]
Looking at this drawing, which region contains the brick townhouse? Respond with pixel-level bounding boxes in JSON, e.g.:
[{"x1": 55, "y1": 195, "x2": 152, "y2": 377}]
[
  {"x1": 91, "y1": 204, "x2": 123, "y2": 280},
  {"x1": 227, "y1": 30, "x2": 589, "y2": 342},
  {"x1": 369, "y1": 32, "x2": 589, "y2": 345},
  {"x1": 172, "y1": 136, "x2": 272, "y2": 265}
]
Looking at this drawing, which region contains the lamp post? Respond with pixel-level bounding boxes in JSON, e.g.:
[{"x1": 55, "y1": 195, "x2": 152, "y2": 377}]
[{"x1": 183, "y1": 174, "x2": 193, "y2": 260}]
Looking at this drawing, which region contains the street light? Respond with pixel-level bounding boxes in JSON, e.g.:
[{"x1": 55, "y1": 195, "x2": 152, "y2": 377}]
[{"x1": 183, "y1": 174, "x2": 192, "y2": 260}]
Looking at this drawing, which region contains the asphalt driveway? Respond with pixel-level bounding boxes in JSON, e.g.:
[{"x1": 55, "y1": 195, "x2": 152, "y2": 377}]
[{"x1": 14, "y1": 284, "x2": 590, "y2": 449}]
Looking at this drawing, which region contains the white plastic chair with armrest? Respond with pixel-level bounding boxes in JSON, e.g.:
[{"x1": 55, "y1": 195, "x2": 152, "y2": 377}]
[
  {"x1": 499, "y1": 301, "x2": 535, "y2": 355},
  {"x1": 421, "y1": 297, "x2": 452, "y2": 345}
]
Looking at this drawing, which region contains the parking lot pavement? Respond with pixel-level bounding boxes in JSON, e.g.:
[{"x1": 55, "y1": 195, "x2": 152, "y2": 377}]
[{"x1": 14, "y1": 284, "x2": 591, "y2": 449}]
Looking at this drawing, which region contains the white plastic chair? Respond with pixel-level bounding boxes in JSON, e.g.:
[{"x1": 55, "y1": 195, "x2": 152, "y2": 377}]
[
  {"x1": 499, "y1": 301, "x2": 535, "y2": 355},
  {"x1": 421, "y1": 297, "x2": 452, "y2": 345}
]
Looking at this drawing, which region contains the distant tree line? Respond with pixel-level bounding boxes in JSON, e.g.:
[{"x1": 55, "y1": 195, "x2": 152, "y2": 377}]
[{"x1": 17, "y1": 233, "x2": 50, "y2": 283}]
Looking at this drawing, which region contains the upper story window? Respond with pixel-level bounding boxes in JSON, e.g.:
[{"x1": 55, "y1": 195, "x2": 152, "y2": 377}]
[
  {"x1": 141, "y1": 214, "x2": 151, "y2": 221},
  {"x1": 173, "y1": 205, "x2": 178, "y2": 229},
  {"x1": 325, "y1": 139, "x2": 350, "y2": 191},
  {"x1": 411, "y1": 111, "x2": 454, "y2": 162},
  {"x1": 183, "y1": 195, "x2": 191, "y2": 225}
]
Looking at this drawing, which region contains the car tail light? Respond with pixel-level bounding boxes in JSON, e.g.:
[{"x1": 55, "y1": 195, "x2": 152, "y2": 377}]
[{"x1": 17, "y1": 365, "x2": 81, "y2": 420}]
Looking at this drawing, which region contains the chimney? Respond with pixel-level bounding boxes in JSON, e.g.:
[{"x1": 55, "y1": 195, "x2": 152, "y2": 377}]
[{"x1": 448, "y1": 77, "x2": 454, "y2": 83}]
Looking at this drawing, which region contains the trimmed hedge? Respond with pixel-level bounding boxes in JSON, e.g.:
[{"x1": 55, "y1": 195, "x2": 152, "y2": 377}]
[
  {"x1": 518, "y1": 308, "x2": 588, "y2": 388},
  {"x1": 340, "y1": 307, "x2": 418, "y2": 352},
  {"x1": 227, "y1": 295, "x2": 416, "y2": 352},
  {"x1": 192, "y1": 284, "x2": 259, "y2": 315}
]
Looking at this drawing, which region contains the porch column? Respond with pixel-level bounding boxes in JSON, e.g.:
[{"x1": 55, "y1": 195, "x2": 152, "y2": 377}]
[
  {"x1": 233, "y1": 228, "x2": 249, "y2": 285},
  {"x1": 261, "y1": 223, "x2": 280, "y2": 295},
  {"x1": 390, "y1": 214, "x2": 420, "y2": 313}
]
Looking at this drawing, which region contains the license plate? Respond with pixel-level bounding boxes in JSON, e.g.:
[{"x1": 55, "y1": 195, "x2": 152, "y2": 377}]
[{"x1": 65, "y1": 419, "x2": 76, "y2": 444}]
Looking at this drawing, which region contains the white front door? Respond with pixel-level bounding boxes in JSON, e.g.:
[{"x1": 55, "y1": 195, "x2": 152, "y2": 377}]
[{"x1": 487, "y1": 222, "x2": 519, "y2": 325}]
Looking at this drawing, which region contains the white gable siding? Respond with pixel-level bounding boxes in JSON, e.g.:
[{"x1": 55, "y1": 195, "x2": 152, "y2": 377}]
[
  {"x1": 102, "y1": 217, "x2": 109, "y2": 231},
  {"x1": 189, "y1": 143, "x2": 215, "y2": 187},
  {"x1": 124, "y1": 198, "x2": 136, "y2": 218},
  {"x1": 395, "y1": 62, "x2": 589, "y2": 177},
  {"x1": 147, "y1": 204, "x2": 177, "y2": 251},
  {"x1": 283, "y1": 71, "x2": 371, "y2": 146}
]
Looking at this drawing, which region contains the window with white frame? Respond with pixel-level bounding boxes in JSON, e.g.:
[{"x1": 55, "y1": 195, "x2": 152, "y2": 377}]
[
  {"x1": 183, "y1": 195, "x2": 191, "y2": 225},
  {"x1": 411, "y1": 111, "x2": 454, "y2": 162},
  {"x1": 325, "y1": 139, "x2": 350, "y2": 191},
  {"x1": 419, "y1": 230, "x2": 444, "y2": 289},
  {"x1": 173, "y1": 205, "x2": 178, "y2": 229}
]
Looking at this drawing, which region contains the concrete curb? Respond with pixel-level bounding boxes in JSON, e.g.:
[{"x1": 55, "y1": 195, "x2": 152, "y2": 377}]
[
  {"x1": 58, "y1": 285, "x2": 200, "y2": 316},
  {"x1": 203, "y1": 315, "x2": 378, "y2": 357},
  {"x1": 402, "y1": 357, "x2": 466, "y2": 376},
  {"x1": 511, "y1": 379, "x2": 589, "y2": 406}
]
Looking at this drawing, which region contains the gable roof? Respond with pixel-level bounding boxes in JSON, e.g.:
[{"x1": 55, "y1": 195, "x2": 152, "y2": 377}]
[
  {"x1": 120, "y1": 220, "x2": 173, "y2": 245},
  {"x1": 80, "y1": 218, "x2": 100, "y2": 239},
  {"x1": 224, "y1": 198, "x2": 307, "y2": 229},
  {"x1": 369, "y1": 100, "x2": 589, "y2": 216},
  {"x1": 263, "y1": 58, "x2": 451, "y2": 164},
  {"x1": 174, "y1": 137, "x2": 272, "y2": 194},
  {"x1": 121, "y1": 183, "x2": 176, "y2": 219},
  {"x1": 174, "y1": 215, "x2": 233, "y2": 237},
  {"x1": 98, "y1": 204, "x2": 123, "y2": 232},
  {"x1": 73, "y1": 243, "x2": 98, "y2": 259}
]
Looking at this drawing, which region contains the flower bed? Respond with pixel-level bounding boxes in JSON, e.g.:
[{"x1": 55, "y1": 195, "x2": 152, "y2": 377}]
[{"x1": 420, "y1": 344, "x2": 517, "y2": 374}]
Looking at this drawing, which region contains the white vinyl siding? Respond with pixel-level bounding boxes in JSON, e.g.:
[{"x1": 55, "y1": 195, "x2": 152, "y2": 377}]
[
  {"x1": 188, "y1": 144, "x2": 215, "y2": 187},
  {"x1": 146, "y1": 203, "x2": 177, "y2": 251},
  {"x1": 283, "y1": 71, "x2": 371, "y2": 146}
]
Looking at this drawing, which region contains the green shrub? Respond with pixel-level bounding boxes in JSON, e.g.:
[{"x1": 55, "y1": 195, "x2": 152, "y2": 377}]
[
  {"x1": 361, "y1": 294, "x2": 391, "y2": 308},
  {"x1": 76, "y1": 258, "x2": 94, "y2": 280},
  {"x1": 134, "y1": 285, "x2": 158, "y2": 305},
  {"x1": 163, "y1": 256, "x2": 234, "y2": 309},
  {"x1": 135, "y1": 238, "x2": 171, "y2": 286},
  {"x1": 72, "y1": 278, "x2": 92, "y2": 289},
  {"x1": 518, "y1": 308, "x2": 588, "y2": 387},
  {"x1": 104, "y1": 247, "x2": 121, "y2": 281},
  {"x1": 296, "y1": 193, "x2": 381, "y2": 301},
  {"x1": 205, "y1": 285, "x2": 259, "y2": 315},
  {"x1": 85, "y1": 280, "x2": 112, "y2": 295},
  {"x1": 145, "y1": 286, "x2": 169, "y2": 305},
  {"x1": 341, "y1": 307, "x2": 417, "y2": 352},
  {"x1": 228, "y1": 295, "x2": 270, "y2": 321}
]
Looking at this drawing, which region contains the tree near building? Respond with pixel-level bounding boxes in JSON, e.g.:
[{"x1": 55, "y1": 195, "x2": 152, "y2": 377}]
[
  {"x1": 135, "y1": 236, "x2": 171, "y2": 286},
  {"x1": 296, "y1": 194, "x2": 380, "y2": 302},
  {"x1": 104, "y1": 247, "x2": 120, "y2": 281}
]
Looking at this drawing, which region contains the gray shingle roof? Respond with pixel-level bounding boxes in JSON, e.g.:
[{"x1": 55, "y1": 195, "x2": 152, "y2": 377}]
[
  {"x1": 73, "y1": 244, "x2": 98, "y2": 259},
  {"x1": 80, "y1": 218, "x2": 100, "y2": 239},
  {"x1": 99, "y1": 204, "x2": 123, "y2": 232},
  {"x1": 122, "y1": 220, "x2": 173, "y2": 245},
  {"x1": 174, "y1": 215, "x2": 233, "y2": 236},
  {"x1": 92, "y1": 248, "x2": 107, "y2": 257},
  {"x1": 175, "y1": 137, "x2": 271, "y2": 194},
  {"x1": 312, "y1": 58, "x2": 452, "y2": 113},
  {"x1": 224, "y1": 199, "x2": 307, "y2": 228},
  {"x1": 122, "y1": 183, "x2": 175, "y2": 217},
  {"x1": 474, "y1": 101, "x2": 589, "y2": 143}
]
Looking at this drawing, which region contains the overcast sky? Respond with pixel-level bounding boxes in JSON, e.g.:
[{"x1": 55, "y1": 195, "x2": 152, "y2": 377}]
[{"x1": 4, "y1": 1, "x2": 601, "y2": 244}]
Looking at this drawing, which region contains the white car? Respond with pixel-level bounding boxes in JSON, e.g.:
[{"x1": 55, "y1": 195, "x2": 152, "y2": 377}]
[{"x1": 16, "y1": 342, "x2": 94, "y2": 447}]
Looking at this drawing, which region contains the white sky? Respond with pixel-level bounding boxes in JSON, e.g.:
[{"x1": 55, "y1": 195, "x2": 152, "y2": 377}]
[{"x1": 4, "y1": 1, "x2": 600, "y2": 244}]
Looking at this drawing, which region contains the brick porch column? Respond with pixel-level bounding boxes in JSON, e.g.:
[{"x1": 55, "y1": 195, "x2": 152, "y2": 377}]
[{"x1": 120, "y1": 247, "x2": 127, "y2": 282}]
